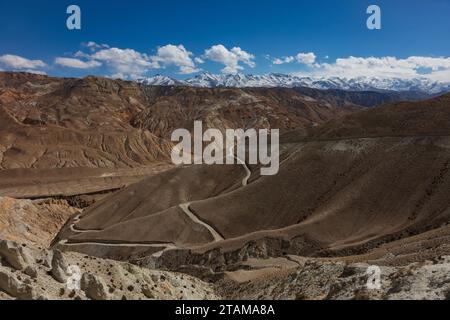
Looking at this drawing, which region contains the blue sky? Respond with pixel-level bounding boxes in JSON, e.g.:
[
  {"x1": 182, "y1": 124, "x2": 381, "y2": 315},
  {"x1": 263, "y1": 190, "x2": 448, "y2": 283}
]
[{"x1": 1, "y1": 0, "x2": 450, "y2": 81}]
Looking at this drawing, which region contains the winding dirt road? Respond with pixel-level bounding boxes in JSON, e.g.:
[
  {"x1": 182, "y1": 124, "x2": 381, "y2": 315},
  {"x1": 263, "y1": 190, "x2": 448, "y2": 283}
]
[
  {"x1": 59, "y1": 144, "x2": 252, "y2": 254},
  {"x1": 59, "y1": 239, "x2": 177, "y2": 258},
  {"x1": 179, "y1": 203, "x2": 224, "y2": 242},
  {"x1": 61, "y1": 214, "x2": 177, "y2": 257},
  {"x1": 173, "y1": 144, "x2": 250, "y2": 241},
  {"x1": 228, "y1": 144, "x2": 251, "y2": 186}
]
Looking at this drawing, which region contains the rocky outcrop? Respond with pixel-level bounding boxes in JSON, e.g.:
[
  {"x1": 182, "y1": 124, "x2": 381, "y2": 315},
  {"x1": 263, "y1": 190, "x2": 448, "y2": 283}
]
[
  {"x1": 3, "y1": 237, "x2": 450, "y2": 300},
  {"x1": 0, "y1": 240, "x2": 32, "y2": 270},
  {"x1": 0, "y1": 266, "x2": 40, "y2": 300},
  {"x1": 0, "y1": 239, "x2": 218, "y2": 300},
  {"x1": 0, "y1": 197, "x2": 80, "y2": 247},
  {"x1": 51, "y1": 250, "x2": 69, "y2": 283},
  {"x1": 220, "y1": 258, "x2": 450, "y2": 300},
  {"x1": 80, "y1": 273, "x2": 110, "y2": 300}
]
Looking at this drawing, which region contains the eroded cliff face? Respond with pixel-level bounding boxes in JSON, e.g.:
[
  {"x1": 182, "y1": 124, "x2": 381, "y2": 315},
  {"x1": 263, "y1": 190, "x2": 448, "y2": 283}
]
[
  {"x1": 0, "y1": 197, "x2": 79, "y2": 247},
  {"x1": 0, "y1": 80, "x2": 169, "y2": 172}
]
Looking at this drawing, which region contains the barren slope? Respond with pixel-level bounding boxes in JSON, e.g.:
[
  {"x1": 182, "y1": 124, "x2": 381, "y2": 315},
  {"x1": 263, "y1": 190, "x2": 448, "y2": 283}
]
[
  {"x1": 0, "y1": 197, "x2": 79, "y2": 247},
  {"x1": 55, "y1": 93, "x2": 450, "y2": 270},
  {"x1": 0, "y1": 72, "x2": 361, "y2": 199}
]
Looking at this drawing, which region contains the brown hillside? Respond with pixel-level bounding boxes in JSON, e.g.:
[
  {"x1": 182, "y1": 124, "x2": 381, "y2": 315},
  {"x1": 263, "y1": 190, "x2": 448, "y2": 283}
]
[{"x1": 55, "y1": 93, "x2": 450, "y2": 268}]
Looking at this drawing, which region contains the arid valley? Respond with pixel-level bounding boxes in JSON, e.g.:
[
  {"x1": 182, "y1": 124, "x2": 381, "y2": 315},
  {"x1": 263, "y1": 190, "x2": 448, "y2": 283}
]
[{"x1": 1, "y1": 71, "x2": 450, "y2": 300}]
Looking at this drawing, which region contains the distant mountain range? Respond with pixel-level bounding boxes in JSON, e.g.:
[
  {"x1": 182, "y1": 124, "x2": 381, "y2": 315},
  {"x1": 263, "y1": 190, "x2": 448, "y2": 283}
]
[{"x1": 138, "y1": 73, "x2": 450, "y2": 94}]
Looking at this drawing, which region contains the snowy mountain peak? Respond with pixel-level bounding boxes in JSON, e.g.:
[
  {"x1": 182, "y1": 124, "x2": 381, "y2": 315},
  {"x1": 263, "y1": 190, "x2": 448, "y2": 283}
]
[
  {"x1": 137, "y1": 73, "x2": 450, "y2": 94},
  {"x1": 137, "y1": 75, "x2": 186, "y2": 86}
]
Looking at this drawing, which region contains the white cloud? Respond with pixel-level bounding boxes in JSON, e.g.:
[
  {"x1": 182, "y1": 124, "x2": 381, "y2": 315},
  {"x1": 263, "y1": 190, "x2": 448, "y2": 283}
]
[
  {"x1": 87, "y1": 44, "x2": 202, "y2": 78},
  {"x1": 74, "y1": 50, "x2": 91, "y2": 59},
  {"x1": 405, "y1": 56, "x2": 450, "y2": 70},
  {"x1": 55, "y1": 57, "x2": 102, "y2": 69},
  {"x1": 296, "y1": 52, "x2": 316, "y2": 65},
  {"x1": 273, "y1": 52, "x2": 316, "y2": 65},
  {"x1": 298, "y1": 56, "x2": 450, "y2": 81},
  {"x1": 204, "y1": 45, "x2": 255, "y2": 74},
  {"x1": 230, "y1": 47, "x2": 256, "y2": 68},
  {"x1": 82, "y1": 41, "x2": 110, "y2": 51},
  {"x1": 0, "y1": 54, "x2": 46, "y2": 69},
  {"x1": 270, "y1": 52, "x2": 450, "y2": 82},
  {"x1": 91, "y1": 47, "x2": 159, "y2": 79},
  {"x1": 273, "y1": 56, "x2": 295, "y2": 65},
  {"x1": 195, "y1": 57, "x2": 205, "y2": 64},
  {"x1": 427, "y1": 68, "x2": 450, "y2": 82},
  {"x1": 152, "y1": 44, "x2": 200, "y2": 74}
]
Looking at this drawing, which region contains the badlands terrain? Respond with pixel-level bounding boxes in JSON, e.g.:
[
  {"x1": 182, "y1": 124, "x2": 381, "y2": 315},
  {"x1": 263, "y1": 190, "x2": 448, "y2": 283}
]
[{"x1": 1, "y1": 72, "x2": 450, "y2": 300}]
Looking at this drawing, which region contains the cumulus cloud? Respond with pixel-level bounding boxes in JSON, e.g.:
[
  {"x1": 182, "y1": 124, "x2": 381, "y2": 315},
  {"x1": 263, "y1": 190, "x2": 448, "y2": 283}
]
[
  {"x1": 273, "y1": 56, "x2": 295, "y2": 65},
  {"x1": 82, "y1": 41, "x2": 110, "y2": 51},
  {"x1": 299, "y1": 56, "x2": 450, "y2": 80},
  {"x1": 73, "y1": 51, "x2": 91, "y2": 59},
  {"x1": 0, "y1": 54, "x2": 46, "y2": 69},
  {"x1": 55, "y1": 57, "x2": 102, "y2": 69},
  {"x1": 230, "y1": 47, "x2": 256, "y2": 68},
  {"x1": 152, "y1": 44, "x2": 200, "y2": 74},
  {"x1": 91, "y1": 47, "x2": 159, "y2": 79},
  {"x1": 271, "y1": 52, "x2": 450, "y2": 82},
  {"x1": 296, "y1": 52, "x2": 316, "y2": 65},
  {"x1": 195, "y1": 57, "x2": 205, "y2": 64},
  {"x1": 273, "y1": 52, "x2": 316, "y2": 65},
  {"x1": 75, "y1": 44, "x2": 202, "y2": 78},
  {"x1": 204, "y1": 45, "x2": 255, "y2": 74},
  {"x1": 427, "y1": 68, "x2": 450, "y2": 82}
]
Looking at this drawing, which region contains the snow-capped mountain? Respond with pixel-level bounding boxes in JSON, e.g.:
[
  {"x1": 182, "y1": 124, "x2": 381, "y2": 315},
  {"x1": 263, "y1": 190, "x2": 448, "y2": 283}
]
[
  {"x1": 138, "y1": 73, "x2": 450, "y2": 94},
  {"x1": 137, "y1": 74, "x2": 187, "y2": 86}
]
